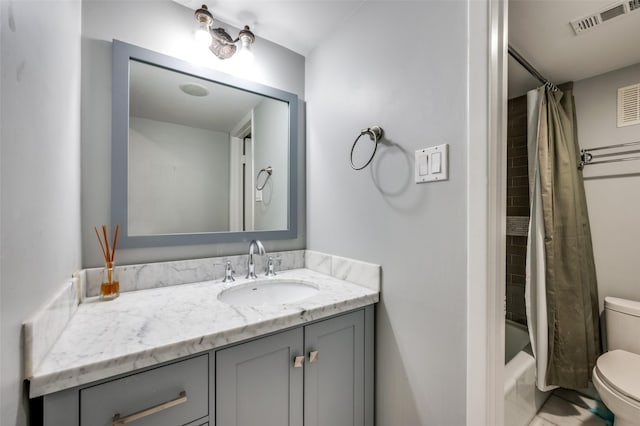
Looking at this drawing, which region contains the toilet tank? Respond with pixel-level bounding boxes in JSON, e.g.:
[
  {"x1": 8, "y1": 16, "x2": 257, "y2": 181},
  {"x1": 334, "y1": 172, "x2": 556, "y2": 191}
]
[{"x1": 605, "y1": 297, "x2": 640, "y2": 354}]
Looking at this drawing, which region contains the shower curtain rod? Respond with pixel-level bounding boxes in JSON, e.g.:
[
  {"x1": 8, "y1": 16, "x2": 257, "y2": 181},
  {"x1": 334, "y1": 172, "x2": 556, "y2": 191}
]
[{"x1": 508, "y1": 45, "x2": 558, "y2": 92}]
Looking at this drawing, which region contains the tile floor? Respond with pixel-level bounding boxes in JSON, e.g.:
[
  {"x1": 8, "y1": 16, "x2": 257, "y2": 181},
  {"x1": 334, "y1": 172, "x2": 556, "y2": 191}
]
[{"x1": 528, "y1": 389, "x2": 609, "y2": 426}]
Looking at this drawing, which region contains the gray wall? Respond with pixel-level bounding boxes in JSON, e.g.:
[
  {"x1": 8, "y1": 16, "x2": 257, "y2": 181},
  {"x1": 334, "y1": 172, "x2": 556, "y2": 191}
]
[
  {"x1": 129, "y1": 117, "x2": 230, "y2": 234},
  {"x1": 0, "y1": 2, "x2": 82, "y2": 425},
  {"x1": 253, "y1": 99, "x2": 289, "y2": 230},
  {"x1": 306, "y1": 2, "x2": 469, "y2": 424},
  {"x1": 81, "y1": 0, "x2": 306, "y2": 267},
  {"x1": 575, "y1": 63, "x2": 640, "y2": 311}
]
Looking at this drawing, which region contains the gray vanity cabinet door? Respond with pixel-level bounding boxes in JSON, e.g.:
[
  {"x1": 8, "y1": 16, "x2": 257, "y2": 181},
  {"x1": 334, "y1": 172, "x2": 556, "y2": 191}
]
[
  {"x1": 304, "y1": 310, "x2": 365, "y2": 426},
  {"x1": 216, "y1": 328, "x2": 304, "y2": 426}
]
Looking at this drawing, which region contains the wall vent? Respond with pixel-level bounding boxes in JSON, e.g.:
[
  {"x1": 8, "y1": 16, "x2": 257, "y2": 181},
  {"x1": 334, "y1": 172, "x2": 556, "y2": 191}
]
[
  {"x1": 571, "y1": 14, "x2": 601, "y2": 33},
  {"x1": 601, "y1": 3, "x2": 626, "y2": 20},
  {"x1": 618, "y1": 84, "x2": 640, "y2": 127},
  {"x1": 571, "y1": 0, "x2": 640, "y2": 34}
]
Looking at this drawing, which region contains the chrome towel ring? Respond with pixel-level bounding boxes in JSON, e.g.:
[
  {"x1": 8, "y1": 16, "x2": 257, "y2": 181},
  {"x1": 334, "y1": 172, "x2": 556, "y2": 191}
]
[
  {"x1": 350, "y1": 126, "x2": 384, "y2": 170},
  {"x1": 256, "y1": 166, "x2": 272, "y2": 191}
]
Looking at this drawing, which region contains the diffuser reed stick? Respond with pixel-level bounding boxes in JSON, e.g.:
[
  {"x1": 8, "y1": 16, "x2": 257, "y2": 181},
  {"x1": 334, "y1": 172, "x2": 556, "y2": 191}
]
[{"x1": 111, "y1": 225, "x2": 119, "y2": 263}]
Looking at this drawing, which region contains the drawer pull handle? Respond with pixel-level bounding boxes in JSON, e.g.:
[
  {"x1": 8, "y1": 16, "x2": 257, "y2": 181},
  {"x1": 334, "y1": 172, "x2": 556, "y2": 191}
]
[
  {"x1": 309, "y1": 350, "x2": 319, "y2": 363},
  {"x1": 112, "y1": 391, "x2": 187, "y2": 425},
  {"x1": 293, "y1": 355, "x2": 305, "y2": 368}
]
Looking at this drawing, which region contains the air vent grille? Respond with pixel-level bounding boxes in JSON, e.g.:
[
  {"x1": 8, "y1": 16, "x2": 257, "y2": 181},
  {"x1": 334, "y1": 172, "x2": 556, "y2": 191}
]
[
  {"x1": 571, "y1": 0, "x2": 640, "y2": 34},
  {"x1": 571, "y1": 15, "x2": 601, "y2": 33},
  {"x1": 601, "y1": 4, "x2": 626, "y2": 20},
  {"x1": 618, "y1": 84, "x2": 640, "y2": 127}
]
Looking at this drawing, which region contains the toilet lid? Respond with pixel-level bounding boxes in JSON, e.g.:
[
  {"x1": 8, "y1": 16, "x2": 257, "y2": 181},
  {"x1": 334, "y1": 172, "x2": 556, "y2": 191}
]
[{"x1": 596, "y1": 350, "x2": 640, "y2": 402}]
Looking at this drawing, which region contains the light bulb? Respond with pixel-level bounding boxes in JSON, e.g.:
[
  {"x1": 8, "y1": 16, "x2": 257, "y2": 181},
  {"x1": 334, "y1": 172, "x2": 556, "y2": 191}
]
[
  {"x1": 235, "y1": 36, "x2": 254, "y2": 67},
  {"x1": 195, "y1": 23, "x2": 212, "y2": 47},
  {"x1": 236, "y1": 47, "x2": 254, "y2": 67}
]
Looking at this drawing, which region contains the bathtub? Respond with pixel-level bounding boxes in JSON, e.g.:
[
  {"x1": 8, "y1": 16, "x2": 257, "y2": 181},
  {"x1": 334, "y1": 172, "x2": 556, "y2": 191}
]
[{"x1": 504, "y1": 320, "x2": 551, "y2": 426}]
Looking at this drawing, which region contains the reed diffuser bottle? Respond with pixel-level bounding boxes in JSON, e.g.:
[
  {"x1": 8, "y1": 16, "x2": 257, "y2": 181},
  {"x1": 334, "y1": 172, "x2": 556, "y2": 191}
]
[
  {"x1": 95, "y1": 224, "x2": 120, "y2": 300},
  {"x1": 101, "y1": 260, "x2": 119, "y2": 300}
]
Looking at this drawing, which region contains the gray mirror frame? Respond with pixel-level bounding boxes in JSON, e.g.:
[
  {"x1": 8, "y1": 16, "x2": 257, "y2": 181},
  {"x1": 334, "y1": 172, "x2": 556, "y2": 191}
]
[{"x1": 112, "y1": 40, "x2": 298, "y2": 248}]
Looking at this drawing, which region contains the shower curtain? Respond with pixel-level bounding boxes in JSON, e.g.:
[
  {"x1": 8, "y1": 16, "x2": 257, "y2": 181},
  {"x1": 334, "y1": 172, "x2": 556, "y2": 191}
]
[{"x1": 525, "y1": 84, "x2": 601, "y2": 391}]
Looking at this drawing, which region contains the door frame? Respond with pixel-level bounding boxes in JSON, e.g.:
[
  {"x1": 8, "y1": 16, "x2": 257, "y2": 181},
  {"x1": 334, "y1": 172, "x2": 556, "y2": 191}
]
[
  {"x1": 229, "y1": 112, "x2": 254, "y2": 231},
  {"x1": 466, "y1": 0, "x2": 507, "y2": 425}
]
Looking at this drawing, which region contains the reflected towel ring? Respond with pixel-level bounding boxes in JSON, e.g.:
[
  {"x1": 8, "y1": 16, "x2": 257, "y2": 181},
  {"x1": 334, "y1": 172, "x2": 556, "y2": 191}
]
[
  {"x1": 256, "y1": 166, "x2": 273, "y2": 191},
  {"x1": 350, "y1": 126, "x2": 384, "y2": 170}
]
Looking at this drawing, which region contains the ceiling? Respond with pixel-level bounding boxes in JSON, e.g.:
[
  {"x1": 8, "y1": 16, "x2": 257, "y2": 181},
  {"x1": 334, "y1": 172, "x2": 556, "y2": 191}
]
[
  {"x1": 130, "y1": 60, "x2": 267, "y2": 132},
  {"x1": 170, "y1": 1, "x2": 640, "y2": 98},
  {"x1": 509, "y1": 0, "x2": 640, "y2": 97}
]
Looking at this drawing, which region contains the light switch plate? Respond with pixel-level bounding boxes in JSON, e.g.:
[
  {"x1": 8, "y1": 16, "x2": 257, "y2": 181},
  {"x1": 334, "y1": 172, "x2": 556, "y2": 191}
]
[{"x1": 415, "y1": 144, "x2": 449, "y2": 183}]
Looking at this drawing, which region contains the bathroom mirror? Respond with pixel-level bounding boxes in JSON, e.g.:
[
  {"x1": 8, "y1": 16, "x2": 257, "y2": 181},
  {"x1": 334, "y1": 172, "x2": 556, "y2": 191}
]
[{"x1": 112, "y1": 40, "x2": 298, "y2": 248}]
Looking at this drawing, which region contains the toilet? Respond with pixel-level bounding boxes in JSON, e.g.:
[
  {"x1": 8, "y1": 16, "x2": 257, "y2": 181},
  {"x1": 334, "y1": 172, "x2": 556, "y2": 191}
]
[{"x1": 592, "y1": 297, "x2": 640, "y2": 426}]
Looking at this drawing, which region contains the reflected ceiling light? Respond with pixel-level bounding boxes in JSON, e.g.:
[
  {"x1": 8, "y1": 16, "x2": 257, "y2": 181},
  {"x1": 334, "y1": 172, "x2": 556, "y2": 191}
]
[
  {"x1": 179, "y1": 82, "x2": 210, "y2": 97},
  {"x1": 194, "y1": 5, "x2": 255, "y2": 62}
]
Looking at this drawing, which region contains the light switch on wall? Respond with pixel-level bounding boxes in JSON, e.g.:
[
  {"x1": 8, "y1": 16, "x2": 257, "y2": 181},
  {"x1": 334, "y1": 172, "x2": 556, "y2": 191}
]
[
  {"x1": 418, "y1": 154, "x2": 429, "y2": 176},
  {"x1": 415, "y1": 144, "x2": 449, "y2": 183},
  {"x1": 431, "y1": 152, "x2": 442, "y2": 173}
]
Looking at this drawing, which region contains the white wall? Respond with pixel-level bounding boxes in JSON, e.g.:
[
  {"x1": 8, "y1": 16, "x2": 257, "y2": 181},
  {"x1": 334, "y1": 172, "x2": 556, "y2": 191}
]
[
  {"x1": 81, "y1": 0, "x2": 306, "y2": 267},
  {"x1": 575, "y1": 63, "x2": 640, "y2": 311},
  {"x1": 306, "y1": 2, "x2": 469, "y2": 424},
  {"x1": 0, "y1": 1, "x2": 82, "y2": 425},
  {"x1": 253, "y1": 99, "x2": 289, "y2": 230},
  {"x1": 129, "y1": 117, "x2": 230, "y2": 234}
]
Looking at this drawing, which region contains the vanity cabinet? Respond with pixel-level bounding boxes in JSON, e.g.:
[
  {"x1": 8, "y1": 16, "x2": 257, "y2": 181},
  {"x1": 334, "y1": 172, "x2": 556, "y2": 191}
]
[
  {"x1": 216, "y1": 328, "x2": 304, "y2": 426},
  {"x1": 40, "y1": 307, "x2": 374, "y2": 426},
  {"x1": 216, "y1": 309, "x2": 367, "y2": 426},
  {"x1": 42, "y1": 354, "x2": 210, "y2": 426},
  {"x1": 80, "y1": 354, "x2": 208, "y2": 426},
  {"x1": 304, "y1": 310, "x2": 365, "y2": 426}
]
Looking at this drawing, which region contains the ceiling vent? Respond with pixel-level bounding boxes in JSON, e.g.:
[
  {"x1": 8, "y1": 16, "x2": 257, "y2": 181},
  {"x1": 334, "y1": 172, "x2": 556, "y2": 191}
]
[
  {"x1": 618, "y1": 84, "x2": 640, "y2": 127},
  {"x1": 571, "y1": 1, "x2": 640, "y2": 34}
]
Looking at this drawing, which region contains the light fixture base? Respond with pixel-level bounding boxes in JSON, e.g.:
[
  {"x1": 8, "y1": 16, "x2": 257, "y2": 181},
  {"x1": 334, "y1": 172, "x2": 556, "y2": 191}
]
[{"x1": 194, "y1": 4, "x2": 213, "y2": 26}]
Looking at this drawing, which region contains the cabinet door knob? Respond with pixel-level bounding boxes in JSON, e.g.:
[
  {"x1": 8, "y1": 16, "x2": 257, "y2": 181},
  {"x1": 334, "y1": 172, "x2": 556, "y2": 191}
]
[
  {"x1": 309, "y1": 350, "x2": 319, "y2": 363},
  {"x1": 112, "y1": 391, "x2": 187, "y2": 425},
  {"x1": 293, "y1": 355, "x2": 305, "y2": 368}
]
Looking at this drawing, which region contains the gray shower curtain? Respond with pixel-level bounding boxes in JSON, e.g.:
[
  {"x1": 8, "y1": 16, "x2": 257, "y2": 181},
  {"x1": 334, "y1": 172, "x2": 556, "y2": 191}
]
[{"x1": 536, "y1": 85, "x2": 601, "y2": 389}]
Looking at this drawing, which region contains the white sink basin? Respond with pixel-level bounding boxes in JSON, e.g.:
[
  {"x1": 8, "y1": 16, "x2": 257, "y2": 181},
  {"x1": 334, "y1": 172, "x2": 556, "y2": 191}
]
[{"x1": 217, "y1": 279, "x2": 319, "y2": 306}]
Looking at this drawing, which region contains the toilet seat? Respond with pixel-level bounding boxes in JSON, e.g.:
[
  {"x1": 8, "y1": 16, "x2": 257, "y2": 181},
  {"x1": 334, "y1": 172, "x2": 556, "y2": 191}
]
[{"x1": 595, "y1": 350, "x2": 640, "y2": 403}]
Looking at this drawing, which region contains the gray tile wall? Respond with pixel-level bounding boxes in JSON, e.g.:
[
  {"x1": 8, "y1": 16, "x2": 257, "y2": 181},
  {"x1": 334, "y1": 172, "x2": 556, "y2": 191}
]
[{"x1": 506, "y1": 95, "x2": 529, "y2": 325}]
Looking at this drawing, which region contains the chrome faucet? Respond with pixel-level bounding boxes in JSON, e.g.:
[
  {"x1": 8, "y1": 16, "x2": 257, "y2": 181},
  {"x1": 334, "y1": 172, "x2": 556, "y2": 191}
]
[{"x1": 246, "y1": 240, "x2": 265, "y2": 279}]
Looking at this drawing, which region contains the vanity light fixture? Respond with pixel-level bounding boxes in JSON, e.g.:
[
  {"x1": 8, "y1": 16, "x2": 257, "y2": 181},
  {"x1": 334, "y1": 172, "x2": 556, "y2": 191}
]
[{"x1": 194, "y1": 4, "x2": 255, "y2": 62}]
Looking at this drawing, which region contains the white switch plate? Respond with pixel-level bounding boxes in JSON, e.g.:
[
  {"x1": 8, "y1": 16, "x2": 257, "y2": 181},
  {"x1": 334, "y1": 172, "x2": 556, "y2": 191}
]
[{"x1": 415, "y1": 144, "x2": 449, "y2": 183}]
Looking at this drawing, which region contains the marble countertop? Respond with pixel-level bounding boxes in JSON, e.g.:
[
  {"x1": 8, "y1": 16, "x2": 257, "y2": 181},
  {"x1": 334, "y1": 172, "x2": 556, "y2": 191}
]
[{"x1": 28, "y1": 268, "x2": 378, "y2": 397}]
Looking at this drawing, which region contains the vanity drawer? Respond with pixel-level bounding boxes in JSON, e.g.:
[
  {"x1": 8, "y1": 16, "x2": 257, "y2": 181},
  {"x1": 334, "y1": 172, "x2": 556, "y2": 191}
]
[{"x1": 80, "y1": 354, "x2": 208, "y2": 426}]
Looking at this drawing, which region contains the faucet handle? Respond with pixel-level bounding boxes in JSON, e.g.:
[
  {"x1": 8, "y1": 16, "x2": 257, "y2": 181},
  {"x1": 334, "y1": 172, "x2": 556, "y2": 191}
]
[
  {"x1": 265, "y1": 256, "x2": 277, "y2": 277},
  {"x1": 223, "y1": 261, "x2": 235, "y2": 283}
]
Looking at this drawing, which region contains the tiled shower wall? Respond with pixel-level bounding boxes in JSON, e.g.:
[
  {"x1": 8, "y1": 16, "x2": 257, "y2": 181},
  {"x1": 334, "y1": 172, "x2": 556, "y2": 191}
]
[{"x1": 506, "y1": 94, "x2": 529, "y2": 325}]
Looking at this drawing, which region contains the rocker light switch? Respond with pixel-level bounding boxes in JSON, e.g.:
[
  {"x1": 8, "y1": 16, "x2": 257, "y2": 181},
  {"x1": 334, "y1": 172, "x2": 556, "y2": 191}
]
[
  {"x1": 431, "y1": 152, "x2": 442, "y2": 173},
  {"x1": 415, "y1": 144, "x2": 449, "y2": 183},
  {"x1": 418, "y1": 154, "x2": 429, "y2": 176}
]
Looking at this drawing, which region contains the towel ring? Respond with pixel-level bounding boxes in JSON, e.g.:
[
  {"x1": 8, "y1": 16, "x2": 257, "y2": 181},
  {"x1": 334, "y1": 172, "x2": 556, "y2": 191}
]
[
  {"x1": 350, "y1": 126, "x2": 384, "y2": 170},
  {"x1": 256, "y1": 166, "x2": 272, "y2": 191}
]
